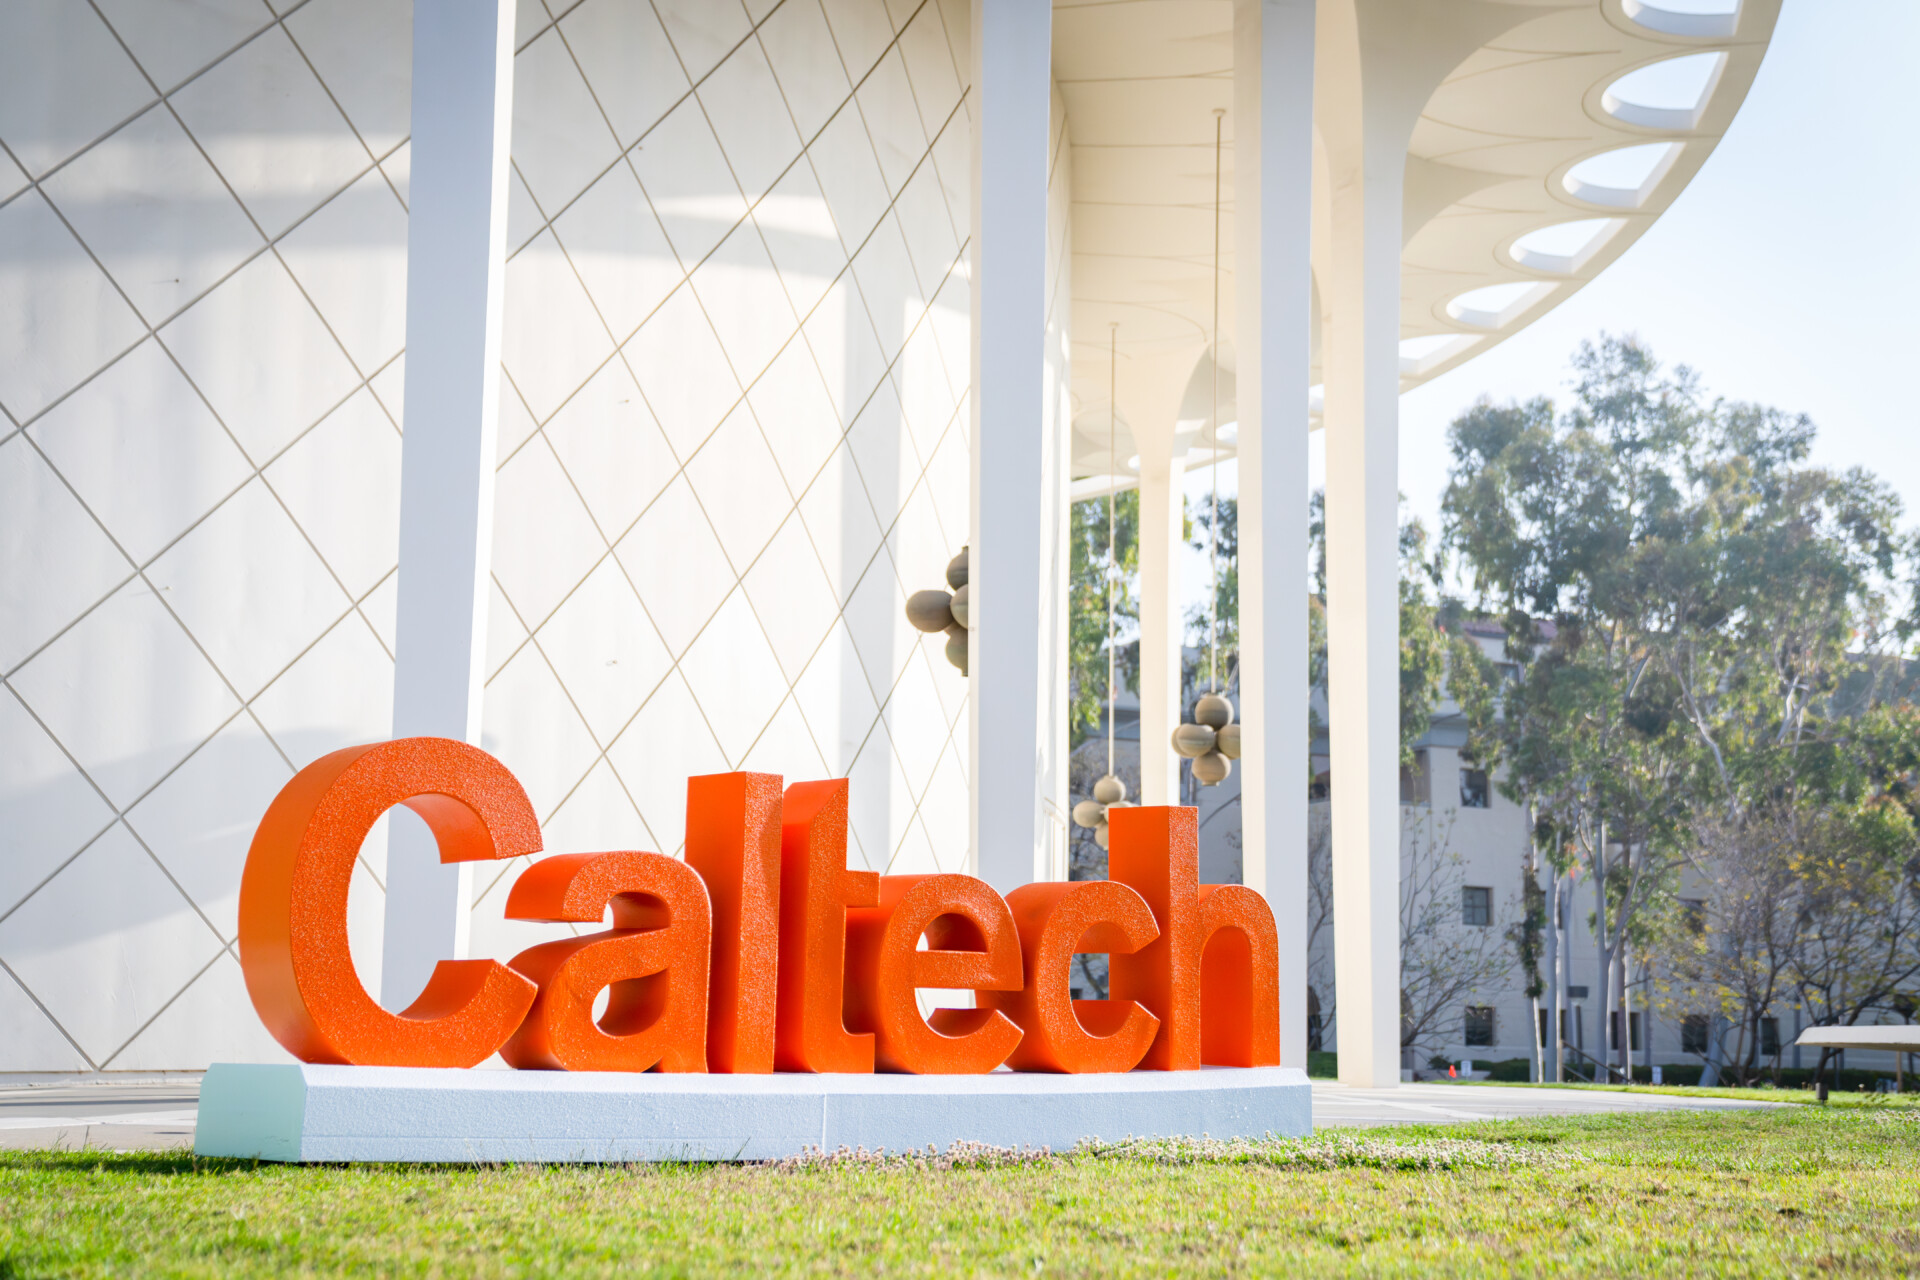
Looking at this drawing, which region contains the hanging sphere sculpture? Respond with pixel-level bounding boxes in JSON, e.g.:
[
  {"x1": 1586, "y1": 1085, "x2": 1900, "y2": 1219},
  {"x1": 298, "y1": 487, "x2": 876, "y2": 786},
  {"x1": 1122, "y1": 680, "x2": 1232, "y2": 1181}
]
[
  {"x1": 1175, "y1": 692, "x2": 1237, "y2": 785},
  {"x1": 905, "y1": 549, "x2": 973, "y2": 675},
  {"x1": 1073, "y1": 776, "x2": 1130, "y2": 852}
]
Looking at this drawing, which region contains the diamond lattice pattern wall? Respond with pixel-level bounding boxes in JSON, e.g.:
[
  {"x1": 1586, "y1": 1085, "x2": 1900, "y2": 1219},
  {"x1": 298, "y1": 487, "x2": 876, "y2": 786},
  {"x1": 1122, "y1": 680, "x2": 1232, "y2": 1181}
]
[{"x1": 0, "y1": 0, "x2": 1029, "y2": 1074}]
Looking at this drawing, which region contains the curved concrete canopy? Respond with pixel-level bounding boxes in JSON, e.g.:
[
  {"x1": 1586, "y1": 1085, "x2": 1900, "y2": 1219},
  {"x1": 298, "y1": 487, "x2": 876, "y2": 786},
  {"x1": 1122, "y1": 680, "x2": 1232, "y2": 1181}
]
[{"x1": 1060, "y1": 0, "x2": 1779, "y2": 491}]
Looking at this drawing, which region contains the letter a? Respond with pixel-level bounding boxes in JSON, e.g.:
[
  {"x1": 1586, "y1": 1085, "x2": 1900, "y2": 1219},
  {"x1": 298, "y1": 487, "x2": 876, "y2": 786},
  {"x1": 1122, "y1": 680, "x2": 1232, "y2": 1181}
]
[{"x1": 500, "y1": 851, "x2": 712, "y2": 1073}]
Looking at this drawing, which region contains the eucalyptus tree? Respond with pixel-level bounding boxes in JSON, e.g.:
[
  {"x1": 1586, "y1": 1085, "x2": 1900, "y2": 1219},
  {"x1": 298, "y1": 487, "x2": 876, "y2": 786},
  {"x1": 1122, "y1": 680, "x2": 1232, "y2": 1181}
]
[
  {"x1": 1444, "y1": 338, "x2": 1707, "y2": 1081},
  {"x1": 1445, "y1": 335, "x2": 1920, "y2": 1080}
]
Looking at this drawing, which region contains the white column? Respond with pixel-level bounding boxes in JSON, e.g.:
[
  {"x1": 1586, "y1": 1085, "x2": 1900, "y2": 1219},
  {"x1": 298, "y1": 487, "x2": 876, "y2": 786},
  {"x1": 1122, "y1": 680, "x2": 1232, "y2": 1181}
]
[
  {"x1": 1232, "y1": 0, "x2": 1315, "y2": 1070},
  {"x1": 1318, "y1": 30, "x2": 1409, "y2": 1091},
  {"x1": 1135, "y1": 444, "x2": 1186, "y2": 807},
  {"x1": 382, "y1": 0, "x2": 517, "y2": 1010},
  {"x1": 1314, "y1": 0, "x2": 1531, "y2": 1091},
  {"x1": 968, "y1": 0, "x2": 1052, "y2": 894}
]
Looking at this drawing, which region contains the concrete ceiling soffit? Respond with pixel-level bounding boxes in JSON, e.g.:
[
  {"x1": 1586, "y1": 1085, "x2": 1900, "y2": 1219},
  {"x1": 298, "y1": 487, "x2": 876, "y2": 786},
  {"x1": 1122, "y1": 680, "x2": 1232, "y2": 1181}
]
[
  {"x1": 1402, "y1": 155, "x2": 1509, "y2": 247},
  {"x1": 1318, "y1": 0, "x2": 1549, "y2": 151},
  {"x1": 1052, "y1": 0, "x2": 1233, "y2": 84},
  {"x1": 1388, "y1": 0, "x2": 1781, "y2": 390}
]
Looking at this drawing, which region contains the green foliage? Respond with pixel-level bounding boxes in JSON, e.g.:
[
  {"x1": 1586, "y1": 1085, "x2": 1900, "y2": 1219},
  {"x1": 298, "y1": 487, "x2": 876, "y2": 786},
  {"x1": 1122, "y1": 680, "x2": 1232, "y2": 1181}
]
[
  {"x1": 1068, "y1": 489, "x2": 1139, "y2": 749},
  {"x1": 1305, "y1": 491, "x2": 1452, "y2": 761},
  {"x1": 1442, "y1": 334, "x2": 1920, "y2": 1077},
  {"x1": 1398, "y1": 519, "x2": 1449, "y2": 766},
  {"x1": 1187, "y1": 493, "x2": 1238, "y2": 668}
]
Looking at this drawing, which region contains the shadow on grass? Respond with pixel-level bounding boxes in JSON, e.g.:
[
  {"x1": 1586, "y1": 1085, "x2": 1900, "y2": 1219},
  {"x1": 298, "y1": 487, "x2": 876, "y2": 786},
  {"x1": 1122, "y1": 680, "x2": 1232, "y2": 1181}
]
[{"x1": 0, "y1": 1151, "x2": 285, "y2": 1177}]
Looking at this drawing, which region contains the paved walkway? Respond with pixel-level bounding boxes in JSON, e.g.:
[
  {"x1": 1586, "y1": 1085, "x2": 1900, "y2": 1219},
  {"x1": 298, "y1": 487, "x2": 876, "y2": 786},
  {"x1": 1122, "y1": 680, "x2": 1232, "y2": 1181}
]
[
  {"x1": 1312, "y1": 1080, "x2": 1785, "y2": 1128},
  {"x1": 0, "y1": 1078, "x2": 1785, "y2": 1153},
  {"x1": 0, "y1": 1083, "x2": 200, "y2": 1152}
]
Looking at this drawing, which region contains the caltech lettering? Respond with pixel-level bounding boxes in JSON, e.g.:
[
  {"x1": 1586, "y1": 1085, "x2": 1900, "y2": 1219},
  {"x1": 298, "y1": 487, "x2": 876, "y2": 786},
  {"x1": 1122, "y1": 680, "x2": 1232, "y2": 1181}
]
[{"x1": 237, "y1": 737, "x2": 1280, "y2": 1075}]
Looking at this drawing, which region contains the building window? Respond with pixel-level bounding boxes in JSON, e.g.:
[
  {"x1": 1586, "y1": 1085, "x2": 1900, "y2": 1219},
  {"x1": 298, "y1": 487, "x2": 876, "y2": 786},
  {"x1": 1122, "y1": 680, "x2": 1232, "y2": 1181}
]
[
  {"x1": 1759, "y1": 1016, "x2": 1780, "y2": 1058},
  {"x1": 1681, "y1": 898, "x2": 1706, "y2": 934},
  {"x1": 1399, "y1": 750, "x2": 1431, "y2": 805},
  {"x1": 1464, "y1": 1005, "x2": 1495, "y2": 1047},
  {"x1": 1612, "y1": 1011, "x2": 1644, "y2": 1052},
  {"x1": 1682, "y1": 1014, "x2": 1711, "y2": 1055},
  {"x1": 1307, "y1": 987, "x2": 1324, "y2": 1053},
  {"x1": 1461, "y1": 886, "x2": 1492, "y2": 927},
  {"x1": 1459, "y1": 768, "x2": 1490, "y2": 808},
  {"x1": 1308, "y1": 755, "x2": 1330, "y2": 801},
  {"x1": 1538, "y1": 1008, "x2": 1550, "y2": 1048}
]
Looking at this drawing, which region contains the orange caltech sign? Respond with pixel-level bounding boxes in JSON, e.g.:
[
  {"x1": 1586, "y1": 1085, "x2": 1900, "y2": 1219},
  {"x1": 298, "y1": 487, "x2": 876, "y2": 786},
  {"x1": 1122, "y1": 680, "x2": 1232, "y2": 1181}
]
[{"x1": 237, "y1": 738, "x2": 1279, "y2": 1075}]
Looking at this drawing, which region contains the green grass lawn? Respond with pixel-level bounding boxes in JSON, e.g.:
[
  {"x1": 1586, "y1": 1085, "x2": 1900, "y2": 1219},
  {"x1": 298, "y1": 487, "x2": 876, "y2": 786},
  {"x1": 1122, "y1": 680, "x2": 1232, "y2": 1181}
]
[
  {"x1": 1469, "y1": 1080, "x2": 1920, "y2": 1108},
  {"x1": 4, "y1": 1105, "x2": 1918, "y2": 1277}
]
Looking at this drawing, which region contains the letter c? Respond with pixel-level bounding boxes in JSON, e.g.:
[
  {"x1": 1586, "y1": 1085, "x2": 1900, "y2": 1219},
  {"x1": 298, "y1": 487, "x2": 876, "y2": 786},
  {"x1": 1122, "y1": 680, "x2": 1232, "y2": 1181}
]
[
  {"x1": 237, "y1": 738, "x2": 539, "y2": 1067},
  {"x1": 986, "y1": 880, "x2": 1161, "y2": 1073}
]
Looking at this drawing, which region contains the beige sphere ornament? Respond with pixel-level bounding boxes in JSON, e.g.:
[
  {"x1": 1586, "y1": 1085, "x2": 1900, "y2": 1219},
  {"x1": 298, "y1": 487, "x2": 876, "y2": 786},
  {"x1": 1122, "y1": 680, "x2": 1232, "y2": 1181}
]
[
  {"x1": 1191, "y1": 750, "x2": 1231, "y2": 786},
  {"x1": 1074, "y1": 775, "x2": 1128, "y2": 847},
  {"x1": 1171, "y1": 722, "x2": 1216, "y2": 759},
  {"x1": 909, "y1": 549, "x2": 972, "y2": 678},
  {"x1": 906, "y1": 589, "x2": 955, "y2": 634},
  {"x1": 1194, "y1": 692, "x2": 1234, "y2": 729},
  {"x1": 1215, "y1": 723, "x2": 1242, "y2": 760},
  {"x1": 944, "y1": 626, "x2": 968, "y2": 675}
]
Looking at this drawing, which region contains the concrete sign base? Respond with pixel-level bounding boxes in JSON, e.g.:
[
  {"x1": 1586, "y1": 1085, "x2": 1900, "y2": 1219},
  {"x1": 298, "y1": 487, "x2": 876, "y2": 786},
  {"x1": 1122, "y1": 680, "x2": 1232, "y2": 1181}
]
[{"x1": 194, "y1": 1063, "x2": 1314, "y2": 1163}]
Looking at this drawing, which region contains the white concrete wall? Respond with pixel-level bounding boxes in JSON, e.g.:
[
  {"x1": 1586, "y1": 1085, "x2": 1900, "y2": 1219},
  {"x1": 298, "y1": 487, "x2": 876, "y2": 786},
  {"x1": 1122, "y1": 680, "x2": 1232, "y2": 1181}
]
[{"x1": 0, "y1": 0, "x2": 992, "y2": 1076}]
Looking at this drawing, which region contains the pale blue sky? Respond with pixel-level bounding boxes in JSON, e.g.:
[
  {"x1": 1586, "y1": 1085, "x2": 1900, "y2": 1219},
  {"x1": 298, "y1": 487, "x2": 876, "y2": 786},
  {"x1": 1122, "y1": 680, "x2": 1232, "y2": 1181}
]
[{"x1": 1184, "y1": 0, "x2": 1920, "y2": 624}]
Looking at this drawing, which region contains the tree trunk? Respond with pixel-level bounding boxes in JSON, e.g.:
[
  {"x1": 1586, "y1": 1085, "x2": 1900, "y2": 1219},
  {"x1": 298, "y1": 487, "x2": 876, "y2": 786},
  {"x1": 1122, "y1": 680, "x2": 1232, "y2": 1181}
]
[
  {"x1": 1700, "y1": 1014, "x2": 1730, "y2": 1087},
  {"x1": 1642, "y1": 959, "x2": 1655, "y2": 1081},
  {"x1": 1595, "y1": 822, "x2": 1617, "y2": 1082},
  {"x1": 1550, "y1": 873, "x2": 1566, "y2": 1083},
  {"x1": 1616, "y1": 946, "x2": 1631, "y2": 1082},
  {"x1": 1527, "y1": 807, "x2": 1545, "y2": 1084}
]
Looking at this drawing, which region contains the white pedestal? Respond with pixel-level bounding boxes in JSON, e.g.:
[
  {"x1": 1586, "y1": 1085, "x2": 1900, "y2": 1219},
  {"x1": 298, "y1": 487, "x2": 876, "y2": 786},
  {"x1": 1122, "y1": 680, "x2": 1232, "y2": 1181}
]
[{"x1": 195, "y1": 1063, "x2": 1313, "y2": 1163}]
